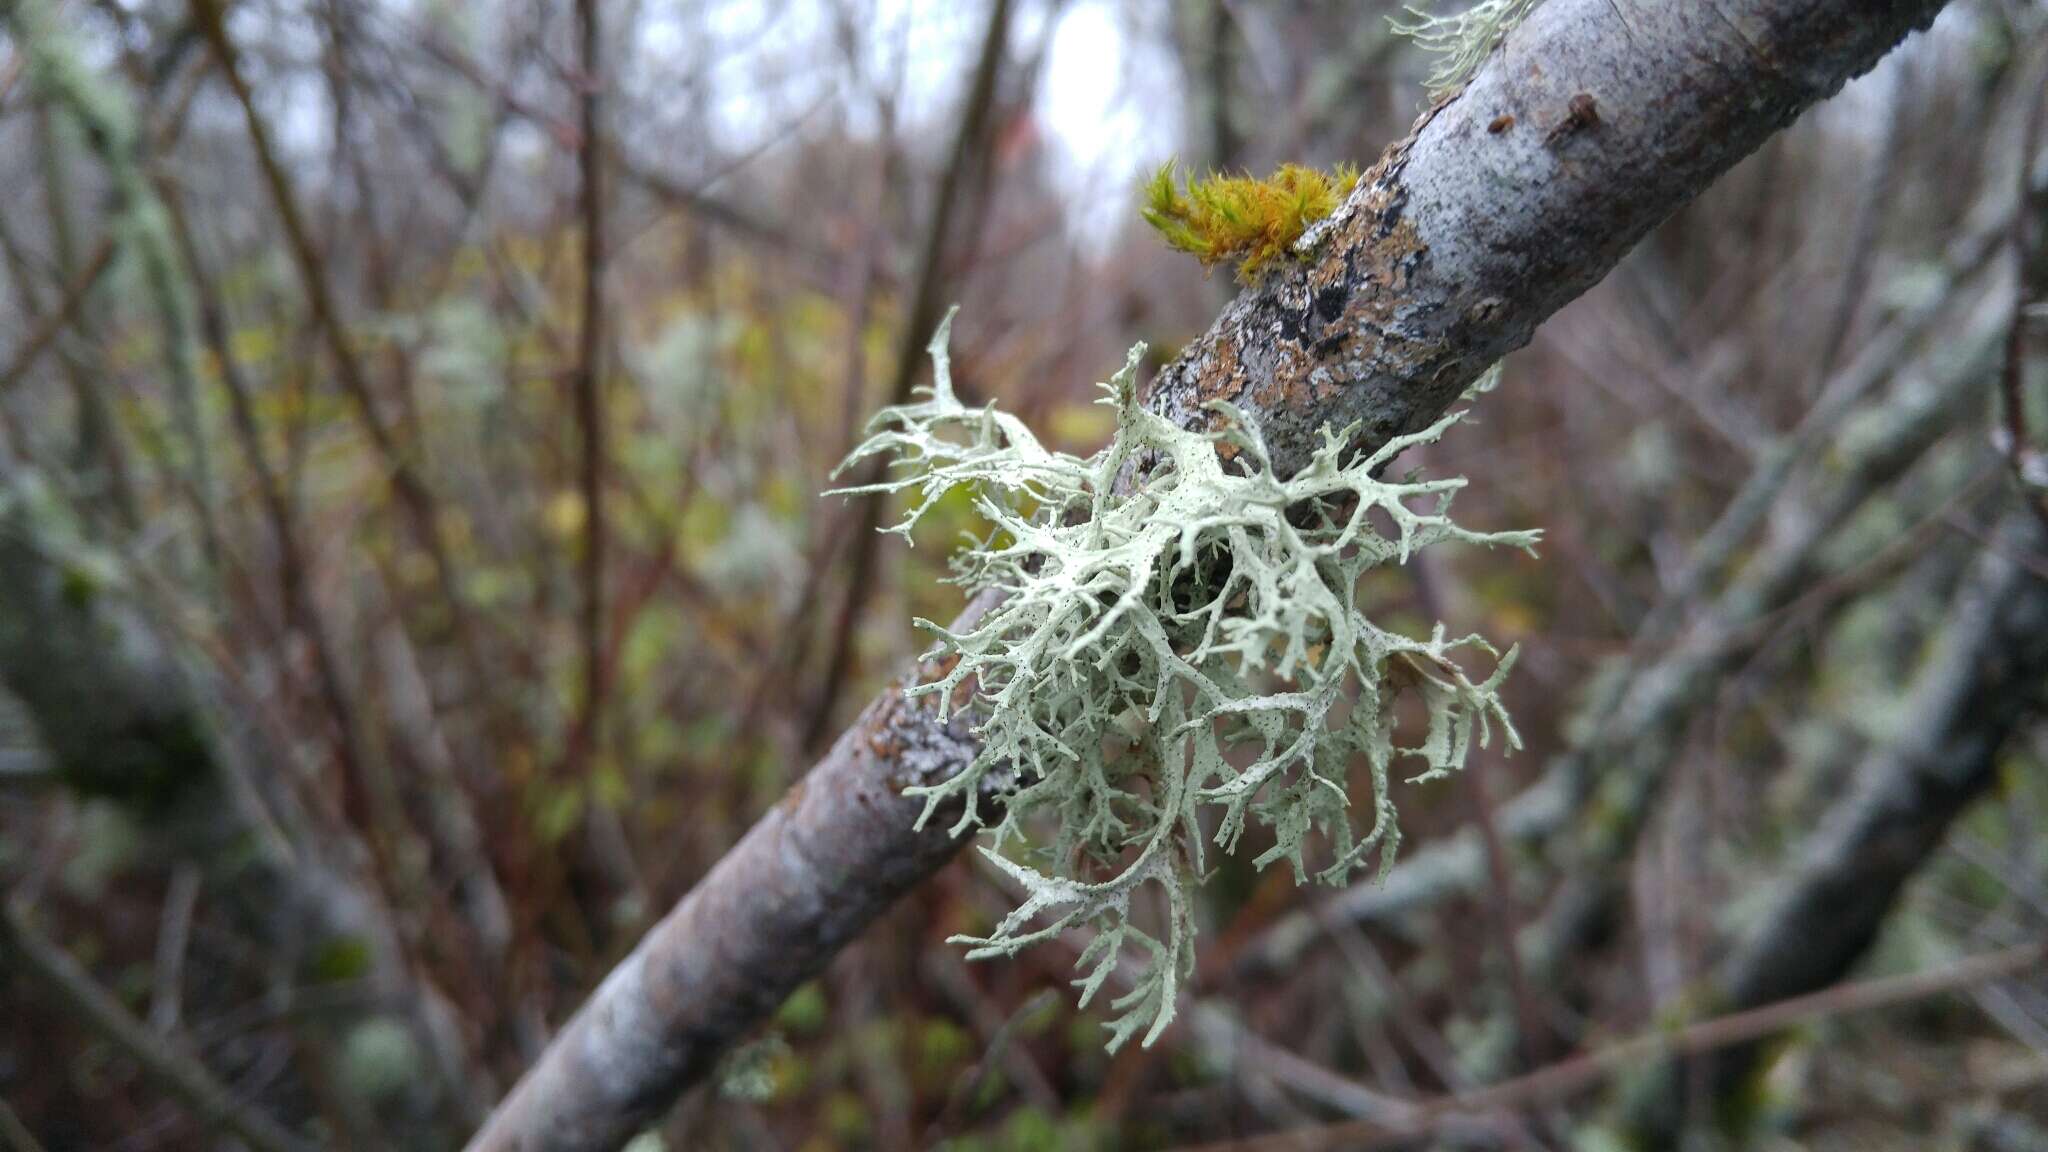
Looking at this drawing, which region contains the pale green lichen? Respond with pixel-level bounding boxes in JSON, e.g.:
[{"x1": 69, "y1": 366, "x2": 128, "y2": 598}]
[
  {"x1": 1391, "y1": 0, "x2": 1543, "y2": 94},
  {"x1": 833, "y1": 310, "x2": 1537, "y2": 1052}
]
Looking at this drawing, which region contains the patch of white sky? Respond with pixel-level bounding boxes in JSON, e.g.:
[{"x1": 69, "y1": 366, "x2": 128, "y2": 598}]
[
  {"x1": 137, "y1": 0, "x2": 1181, "y2": 249},
  {"x1": 84, "y1": 0, "x2": 1974, "y2": 246},
  {"x1": 664, "y1": 0, "x2": 1185, "y2": 251}
]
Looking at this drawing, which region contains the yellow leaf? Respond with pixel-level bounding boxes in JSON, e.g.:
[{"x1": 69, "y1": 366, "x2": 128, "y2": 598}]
[{"x1": 545, "y1": 490, "x2": 586, "y2": 538}]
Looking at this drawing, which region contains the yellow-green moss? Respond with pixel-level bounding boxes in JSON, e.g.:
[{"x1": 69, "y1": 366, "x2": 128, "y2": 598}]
[{"x1": 1141, "y1": 161, "x2": 1361, "y2": 282}]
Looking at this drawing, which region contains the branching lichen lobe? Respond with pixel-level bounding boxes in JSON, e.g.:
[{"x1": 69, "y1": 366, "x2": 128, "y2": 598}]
[{"x1": 833, "y1": 309, "x2": 1535, "y2": 1051}]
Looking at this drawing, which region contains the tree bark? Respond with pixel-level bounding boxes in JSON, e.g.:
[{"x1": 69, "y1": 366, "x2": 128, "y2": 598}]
[{"x1": 466, "y1": 3, "x2": 1950, "y2": 1149}]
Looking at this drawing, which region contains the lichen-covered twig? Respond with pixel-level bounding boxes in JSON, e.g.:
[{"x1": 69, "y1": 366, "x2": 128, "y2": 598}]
[
  {"x1": 466, "y1": 5, "x2": 1951, "y2": 1148},
  {"x1": 5, "y1": 0, "x2": 218, "y2": 560}
]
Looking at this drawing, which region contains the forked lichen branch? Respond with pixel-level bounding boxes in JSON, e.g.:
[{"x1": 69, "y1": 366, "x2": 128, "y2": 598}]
[
  {"x1": 832, "y1": 310, "x2": 1537, "y2": 1051},
  {"x1": 1392, "y1": 0, "x2": 1543, "y2": 94}
]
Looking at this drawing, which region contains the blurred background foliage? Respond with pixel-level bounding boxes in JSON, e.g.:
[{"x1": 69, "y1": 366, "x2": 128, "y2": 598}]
[{"x1": 0, "y1": 1, "x2": 2045, "y2": 1150}]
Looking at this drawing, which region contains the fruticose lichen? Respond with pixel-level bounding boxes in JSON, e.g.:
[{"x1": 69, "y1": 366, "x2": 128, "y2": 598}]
[
  {"x1": 833, "y1": 311, "x2": 1537, "y2": 1052},
  {"x1": 1391, "y1": 0, "x2": 1542, "y2": 94}
]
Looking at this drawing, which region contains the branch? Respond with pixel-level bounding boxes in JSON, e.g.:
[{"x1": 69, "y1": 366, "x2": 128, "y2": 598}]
[
  {"x1": 1621, "y1": 510, "x2": 2048, "y2": 1142},
  {"x1": 1171, "y1": 938, "x2": 2048, "y2": 1152},
  {"x1": 564, "y1": 0, "x2": 610, "y2": 793},
  {"x1": 803, "y1": 0, "x2": 1014, "y2": 753},
  {"x1": 1238, "y1": 247, "x2": 2017, "y2": 980},
  {"x1": 0, "y1": 509, "x2": 489, "y2": 1141},
  {"x1": 189, "y1": 0, "x2": 510, "y2": 756},
  {"x1": 0, "y1": 1098, "x2": 50, "y2": 1152},
  {"x1": 0, "y1": 234, "x2": 113, "y2": 394},
  {"x1": 0, "y1": 899, "x2": 320, "y2": 1152},
  {"x1": 465, "y1": 4, "x2": 1949, "y2": 1149}
]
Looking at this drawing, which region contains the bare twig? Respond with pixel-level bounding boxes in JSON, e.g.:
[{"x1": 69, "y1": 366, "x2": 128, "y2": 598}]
[
  {"x1": 155, "y1": 178, "x2": 389, "y2": 849},
  {"x1": 564, "y1": 0, "x2": 610, "y2": 791},
  {"x1": 926, "y1": 987, "x2": 1060, "y2": 1142},
  {"x1": 1175, "y1": 940, "x2": 2048, "y2": 1152},
  {"x1": 0, "y1": 898, "x2": 321, "y2": 1152},
  {"x1": 803, "y1": 0, "x2": 1014, "y2": 753},
  {"x1": 1621, "y1": 512, "x2": 2048, "y2": 1141},
  {"x1": 147, "y1": 865, "x2": 199, "y2": 1033},
  {"x1": 0, "y1": 1098, "x2": 50, "y2": 1152},
  {"x1": 1998, "y1": 52, "x2": 2048, "y2": 520},
  {"x1": 189, "y1": 0, "x2": 509, "y2": 754},
  {"x1": 0, "y1": 235, "x2": 113, "y2": 394}
]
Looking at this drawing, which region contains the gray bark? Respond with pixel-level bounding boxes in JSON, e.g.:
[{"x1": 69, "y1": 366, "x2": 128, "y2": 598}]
[{"x1": 466, "y1": 4, "x2": 1948, "y2": 1149}]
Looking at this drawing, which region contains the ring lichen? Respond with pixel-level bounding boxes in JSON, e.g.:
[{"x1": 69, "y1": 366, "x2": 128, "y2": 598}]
[{"x1": 833, "y1": 311, "x2": 1537, "y2": 1051}]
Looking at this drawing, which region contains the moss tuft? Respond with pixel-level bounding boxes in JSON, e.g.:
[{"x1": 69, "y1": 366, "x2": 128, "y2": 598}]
[{"x1": 1141, "y1": 162, "x2": 1361, "y2": 282}]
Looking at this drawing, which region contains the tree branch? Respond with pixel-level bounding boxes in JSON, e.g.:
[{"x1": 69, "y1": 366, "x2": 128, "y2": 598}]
[
  {"x1": 569, "y1": 0, "x2": 609, "y2": 775},
  {"x1": 0, "y1": 235, "x2": 113, "y2": 395},
  {"x1": 189, "y1": 0, "x2": 509, "y2": 757},
  {"x1": 1238, "y1": 238, "x2": 2017, "y2": 980},
  {"x1": 465, "y1": 4, "x2": 1949, "y2": 1149},
  {"x1": 0, "y1": 898, "x2": 320, "y2": 1152},
  {"x1": 1173, "y1": 938, "x2": 2048, "y2": 1152},
  {"x1": 803, "y1": 0, "x2": 1014, "y2": 753},
  {"x1": 1621, "y1": 509, "x2": 2048, "y2": 1142},
  {"x1": 0, "y1": 511, "x2": 489, "y2": 1141}
]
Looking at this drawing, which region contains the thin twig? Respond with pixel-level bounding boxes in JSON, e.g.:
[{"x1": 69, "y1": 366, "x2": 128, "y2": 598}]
[
  {"x1": 0, "y1": 1098, "x2": 49, "y2": 1152},
  {"x1": 190, "y1": 0, "x2": 510, "y2": 754},
  {"x1": 0, "y1": 899, "x2": 321, "y2": 1152},
  {"x1": 1179, "y1": 941, "x2": 2048, "y2": 1152},
  {"x1": 147, "y1": 865, "x2": 199, "y2": 1033},
  {"x1": 0, "y1": 234, "x2": 114, "y2": 394},
  {"x1": 563, "y1": 0, "x2": 610, "y2": 788},
  {"x1": 803, "y1": 0, "x2": 1013, "y2": 752},
  {"x1": 1999, "y1": 54, "x2": 2048, "y2": 522}
]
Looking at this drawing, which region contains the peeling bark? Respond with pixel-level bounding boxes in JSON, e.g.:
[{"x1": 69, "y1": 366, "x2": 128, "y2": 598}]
[{"x1": 466, "y1": 3, "x2": 1949, "y2": 1149}]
